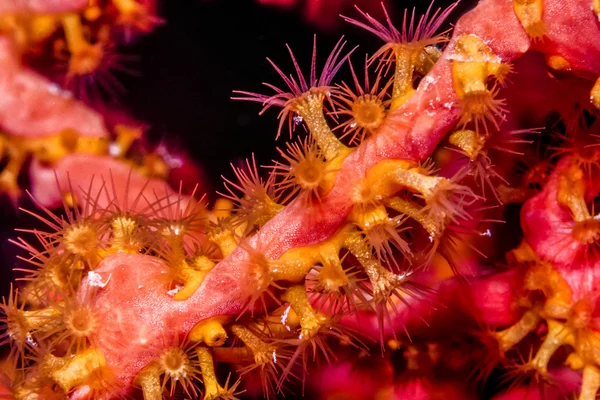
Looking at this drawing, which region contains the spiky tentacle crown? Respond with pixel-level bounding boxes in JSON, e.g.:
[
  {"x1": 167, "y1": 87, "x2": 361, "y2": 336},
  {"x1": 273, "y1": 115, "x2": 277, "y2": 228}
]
[{"x1": 2, "y1": 0, "x2": 600, "y2": 399}]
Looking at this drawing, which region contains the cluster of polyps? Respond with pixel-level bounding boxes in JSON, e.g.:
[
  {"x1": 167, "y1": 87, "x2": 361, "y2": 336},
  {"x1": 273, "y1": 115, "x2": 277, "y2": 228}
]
[
  {"x1": 0, "y1": 0, "x2": 162, "y2": 203},
  {"x1": 2, "y1": 0, "x2": 600, "y2": 398}
]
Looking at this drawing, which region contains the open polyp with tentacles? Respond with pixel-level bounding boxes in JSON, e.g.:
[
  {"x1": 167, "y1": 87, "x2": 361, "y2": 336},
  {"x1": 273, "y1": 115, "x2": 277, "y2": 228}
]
[{"x1": 3, "y1": 0, "x2": 600, "y2": 399}]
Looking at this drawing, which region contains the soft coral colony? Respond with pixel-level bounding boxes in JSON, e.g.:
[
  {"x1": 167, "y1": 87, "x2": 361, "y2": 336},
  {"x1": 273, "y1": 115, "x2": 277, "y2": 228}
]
[{"x1": 1, "y1": 0, "x2": 600, "y2": 399}]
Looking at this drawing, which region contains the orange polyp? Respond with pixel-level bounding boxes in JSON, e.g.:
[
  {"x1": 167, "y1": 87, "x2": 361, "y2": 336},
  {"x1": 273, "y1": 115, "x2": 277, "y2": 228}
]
[
  {"x1": 282, "y1": 285, "x2": 327, "y2": 340},
  {"x1": 572, "y1": 218, "x2": 600, "y2": 246},
  {"x1": 513, "y1": 0, "x2": 546, "y2": 39},
  {"x1": 157, "y1": 345, "x2": 202, "y2": 398},
  {"x1": 61, "y1": 14, "x2": 104, "y2": 77},
  {"x1": 332, "y1": 57, "x2": 391, "y2": 145},
  {"x1": 289, "y1": 90, "x2": 345, "y2": 160},
  {"x1": 341, "y1": 2, "x2": 456, "y2": 109},
  {"x1": 189, "y1": 317, "x2": 229, "y2": 347},
  {"x1": 524, "y1": 261, "x2": 573, "y2": 319},
  {"x1": 592, "y1": 77, "x2": 600, "y2": 110},
  {"x1": 495, "y1": 310, "x2": 542, "y2": 353},
  {"x1": 113, "y1": 0, "x2": 156, "y2": 32},
  {"x1": 270, "y1": 137, "x2": 334, "y2": 204},
  {"x1": 41, "y1": 348, "x2": 108, "y2": 393},
  {"x1": 449, "y1": 129, "x2": 486, "y2": 160},
  {"x1": 451, "y1": 34, "x2": 510, "y2": 132}
]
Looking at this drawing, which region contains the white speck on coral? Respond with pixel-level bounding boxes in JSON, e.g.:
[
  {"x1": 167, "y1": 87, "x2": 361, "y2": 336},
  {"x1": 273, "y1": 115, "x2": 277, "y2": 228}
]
[
  {"x1": 481, "y1": 229, "x2": 492, "y2": 237},
  {"x1": 281, "y1": 305, "x2": 292, "y2": 331},
  {"x1": 293, "y1": 115, "x2": 303, "y2": 125},
  {"x1": 87, "y1": 271, "x2": 111, "y2": 288},
  {"x1": 167, "y1": 285, "x2": 184, "y2": 297},
  {"x1": 422, "y1": 75, "x2": 437, "y2": 90},
  {"x1": 272, "y1": 351, "x2": 277, "y2": 364},
  {"x1": 26, "y1": 332, "x2": 38, "y2": 347},
  {"x1": 350, "y1": 122, "x2": 357, "y2": 128},
  {"x1": 48, "y1": 83, "x2": 61, "y2": 95},
  {"x1": 108, "y1": 142, "x2": 121, "y2": 157}
]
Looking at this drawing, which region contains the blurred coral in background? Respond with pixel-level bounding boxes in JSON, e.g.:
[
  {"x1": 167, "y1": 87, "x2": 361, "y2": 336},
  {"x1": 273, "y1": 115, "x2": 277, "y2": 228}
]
[
  {"x1": 1, "y1": 0, "x2": 600, "y2": 399},
  {"x1": 256, "y1": 0, "x2": 391, "y2": 31}
]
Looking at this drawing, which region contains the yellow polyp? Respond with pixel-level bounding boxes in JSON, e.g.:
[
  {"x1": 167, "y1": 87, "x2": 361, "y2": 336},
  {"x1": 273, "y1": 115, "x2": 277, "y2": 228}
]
[
  {"x1": 0, "y1": 16, "x2": 27, "y2": 49},
  {"x1": 390, "y1": 46, "x2": 419, "y2": 110},
  {"x1": 212, "y1": 198, "x2": 235, "y2": 220},
  {"x1": 113, "y1": 125, "x2": 143, "y2": 157},
  {"x1": 270, "y1": 225, "x2": 349, "y2": 283},
  {"x1": 61, "y1": 14, "x2": 103, "y2": 77},
  {"x1": 64, "y1": 223, "x2": 103, "y2": 267},
  {"x1": 33, "y1": 132, "x2": 109, "y2": 165},
  {"x1": 207, "y1": 225, "x2": 238, "y2": 257},
  {"x1": 317, "y1": 256, "x2": 349, "y2": 293},
  {"x1": 513, "y1": 0, "x2": 546, "y2": 39},
  {"x1": 196, "y1": 347, "x2": 231, "y2": 400},
  {"x1": 507, "y1": 240, "x2": 539, "y2": 265},
  {"x1": 566, "y1": 352, "x2": 585, "y2": 370},
  {"x1": 451, "y1": 34, "x2": 510, "y2": 127},
  {"x1": 448, "y1": 129, "x2": 486, "y2": 160},
  {"x1": 416, "y1": 46, "x2": 443, "y2": 75},
  {"x1": 290, "y1": 91, "x2": 345, "y2": 160},
  {"x1": 385, "y1": 196, "x2": 437, "y2": 236},
  {"x1": 0, "y1": 153, "x2": 23, "y2": 198},
  {"x1": 136, "y1": 152, "x2": 170, "y2": 179},
  {"x1": 351, "y1": 96, "x2": 387, "y2": 131},
  {"x1": 343, "y1": 230, "x2": 406, "y2": 299},
  {"x1": 387, "y1": 339, "x2": 401, "y2": 351},
  {"x1": 573, "y1": 328, "x2": 600, "y2": 365},
  {"x1": 84, "y1": 6, "x2": 103, "y2": 22},
  {"x1": 196, "y1": 347, "x2": 239, "y2": 400},
  {"x1": 530, "y1": 319, "x2": 573, "y2": 374},
  {"x1": 361, "y1": 159, "x2": 446, "y2": 203},
  {"x1": 351, "y1": 159, "x2": 416, "y2": 205},
  {"x1": 1, "y1": 14, "x2": 60, "y2": 50},
  {"x1": 29, "y1": 15, "x2": 61, "y2": 43},
  {"x1": 319, "y1": 147, "x2": 353, "y2": 193},
  {"x1": 594, "y1": 0, "x2": 600, "y2": 20},
  {"x1": 0, "y1": 130, "x2": 107, "y2": 198},
  {"x1": 452, "y1": 34, "x2": 509, "y2": 96},
  {"x1": 282, "y1": 285, "x2": 327, "y2": 340},
  {"x1": 173, "y1": 263, "x2": 210, "y2": 301},
  {"x1": 231, "y1": 324, "x2": 275, "y2": 366},
  {"x1": 580, "y1": 365, "x2": 600, "y2": 400},
  {"x1": 497, "y1": 184, "x2": 535, "y2": 204},
  {"x1": 23, "y1": 305, "x2": 62, "y2": 332},
  {"x1": 591, "y1": 77, "x2": 600, "y2": 110},
  {"x1": 494, "y1": 310, "x2": 542, "y2": 352},
  {"x1": 193, "y1": 255, "x2": 216, "y2": 272},
  {"x1": 41, "y1": 348, "x2": 107, "y2": 392},
  {"x1": 524, "y1": 261, "x2": 573, "y2": 319},
  {"x1": 110, "y1": 216, "x2": 141, "y2": 253},
  {"x1": 557, "y1": 164, "x2": 591, "y2": 223},
  {"x1": 350, "y1": 204, "x2": 389, "y2": 232},
  {"x1": 113, "y1": 0, "x2": 156, "y2": 31},
  {"x1": 113, "y1": 0, "x2": 140, "y2": 14},
  {"x1": 134, "y1": 366, "x2": 162, "y2": 400},
  {"x1": 545, "y1": 55, "x2": 571, "y2": 71},
  {"x1": 189, "y1": 316, "x2": 229, "y2": 347}
]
